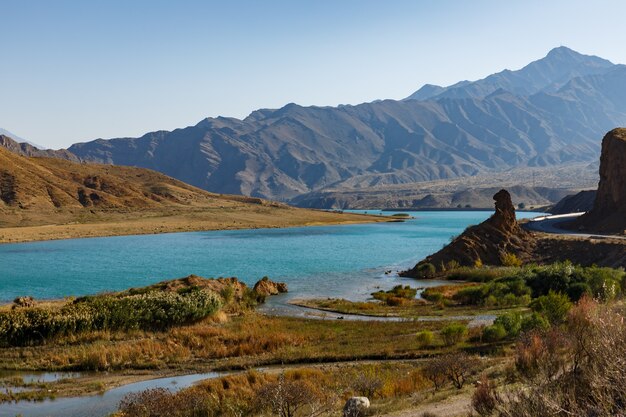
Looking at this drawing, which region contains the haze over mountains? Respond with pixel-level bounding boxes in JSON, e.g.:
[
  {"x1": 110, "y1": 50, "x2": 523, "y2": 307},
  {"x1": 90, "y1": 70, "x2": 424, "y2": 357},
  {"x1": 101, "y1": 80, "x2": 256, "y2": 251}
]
[{"x1": 7, "y1": 47, "x2": 625, "y2": 207}]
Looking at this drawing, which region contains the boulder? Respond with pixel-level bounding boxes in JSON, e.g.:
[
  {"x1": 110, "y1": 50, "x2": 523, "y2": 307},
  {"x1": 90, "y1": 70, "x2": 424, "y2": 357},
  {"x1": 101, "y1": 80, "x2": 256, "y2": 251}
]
[
  {"x1": 343, "y1": 396, "x2": 370, "y2": 417},
  {"x1": 253, "y1": 277, "x2": 288, "y2": 296},
  {"x1": 12, "y1": 296, "x2": 34, "y2": 309}
]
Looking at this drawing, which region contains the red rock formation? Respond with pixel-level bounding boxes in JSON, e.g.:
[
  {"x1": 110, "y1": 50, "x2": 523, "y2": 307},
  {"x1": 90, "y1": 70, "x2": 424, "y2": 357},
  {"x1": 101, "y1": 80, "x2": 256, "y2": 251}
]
[
  {"x1": 253, "y1": 277, "x2": 288, "y2": 296},
  {"x1": 401, "y1": 189, "x2": 534, "y2": 277},
  {"x1": 574, "y1": 128, "x2": 626, "y2": 234}
]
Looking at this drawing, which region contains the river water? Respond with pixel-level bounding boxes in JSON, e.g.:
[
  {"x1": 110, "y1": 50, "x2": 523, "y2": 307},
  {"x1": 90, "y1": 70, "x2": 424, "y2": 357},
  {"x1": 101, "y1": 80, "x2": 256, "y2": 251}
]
[{"x1": 0, "y1": 210, "x2": 542, "y2": 416}]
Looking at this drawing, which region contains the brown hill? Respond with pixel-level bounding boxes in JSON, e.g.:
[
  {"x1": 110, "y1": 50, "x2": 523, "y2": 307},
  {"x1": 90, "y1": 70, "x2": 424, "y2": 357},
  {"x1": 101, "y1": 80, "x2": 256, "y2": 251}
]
[
  {"x1": 572, "y1": 128, "x2": 626, "y2": 234},
  {"x1": 401, "y1": 189, "x2": 534, "y2": 277},
  {"x1": 0, "y1": 145, "x2": 381, "y2": 242}
]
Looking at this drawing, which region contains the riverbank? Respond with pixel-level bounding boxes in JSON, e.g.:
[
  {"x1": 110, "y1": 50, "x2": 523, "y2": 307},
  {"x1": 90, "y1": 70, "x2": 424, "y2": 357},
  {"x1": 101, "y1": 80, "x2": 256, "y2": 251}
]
[{"x1": 0, "y1": 206, "x2": 386, "y2": 244}]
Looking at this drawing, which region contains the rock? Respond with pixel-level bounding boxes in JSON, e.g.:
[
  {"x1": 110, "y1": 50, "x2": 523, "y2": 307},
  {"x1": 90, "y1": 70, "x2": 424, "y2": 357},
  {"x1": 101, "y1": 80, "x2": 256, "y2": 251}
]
[
  {"x1": 573, "y1": 128, "x2": 626, "y2": 234},
  {"x1": 401, "y1": 189, "x2": 534, "y2": 276},
  {"x1": 253, "y1": 277, "x2": 288, "y2": 296},
  {"x1": 343, "y1": 396, "x2": 370, "y2": 417},
  {"x1": 12, "y1": 296, "x2": 35, "y2": 309}
]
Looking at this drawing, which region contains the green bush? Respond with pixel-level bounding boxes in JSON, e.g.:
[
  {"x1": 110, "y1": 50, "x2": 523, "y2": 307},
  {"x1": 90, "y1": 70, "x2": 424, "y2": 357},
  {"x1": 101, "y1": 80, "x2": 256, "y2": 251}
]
[
  {"x1": 520, "y1": 312, "x2": 550, "y2": 333},
  {"x1": 372, "y1": 285, "x2": 417, "y2": 305},
  {"x1": 421, "y1": 290, "x2": 444, "y2": 304},
  {"x1": 451, "y1": 278, "x2": 531, "y2": 307},
  {"x1": 523, "y1": 262, "x2": 624, "y2": 301},
  {"x1": 530, "y1": 291, "x2": 572, "y2": 325},
  {"x1": 441, "y1": 323, "x2": 468, "y2": 346},
  {"x1": 0, "y1": 289, "x2": 222, "y2": 346},
  {"x1": 415, "y1": 263, "x2": 436, "y2": 278},
  {"x1": 482, "y1": 324, "x2": 507, "y2": 342},
  {"x1": 494, "y1": 313, "x2": 522, "y2": 338},
  {"x1": 447, "y1": 268, "x2": 509, "y2": 282}
]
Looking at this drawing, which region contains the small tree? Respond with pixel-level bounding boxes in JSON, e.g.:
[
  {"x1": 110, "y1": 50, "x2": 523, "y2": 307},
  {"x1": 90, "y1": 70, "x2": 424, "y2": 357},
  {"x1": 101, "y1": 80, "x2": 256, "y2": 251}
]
[
  {"x1": 423, "y1": 358, "x2": 447, "y2": 391},
  {"x1": 351, "y1": 367, "x2": 384, "y2": 399},
  {"x1": 256, "y1": 373, "x2": 326, "y2": 417},
  {"x1": 440, "y1": 353, "x2": 479, "y2": 389}
]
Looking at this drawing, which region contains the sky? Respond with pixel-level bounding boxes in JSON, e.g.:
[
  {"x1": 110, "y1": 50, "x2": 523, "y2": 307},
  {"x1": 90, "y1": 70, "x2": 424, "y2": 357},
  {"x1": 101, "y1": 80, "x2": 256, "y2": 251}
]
[{"x1": 2, "y1": 0, "x2": 626, "y2": 149}]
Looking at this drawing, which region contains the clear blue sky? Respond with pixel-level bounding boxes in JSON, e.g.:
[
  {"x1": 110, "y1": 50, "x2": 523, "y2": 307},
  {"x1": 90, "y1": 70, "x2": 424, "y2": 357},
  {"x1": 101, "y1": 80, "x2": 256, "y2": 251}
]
[{"x1": 2, "y1": 0, "x2": 625, "y2": 149}]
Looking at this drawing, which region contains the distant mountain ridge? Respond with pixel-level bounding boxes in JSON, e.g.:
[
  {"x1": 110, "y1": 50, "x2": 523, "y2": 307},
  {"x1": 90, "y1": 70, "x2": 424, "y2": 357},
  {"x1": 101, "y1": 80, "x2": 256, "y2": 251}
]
[
  {"x1": 67, "y1": 47, "x2": 626, "y2": 202},
  {"x1": 0, "y1": 135, "x2": 79, "y2": 162},
  {"x1": 405, "y1": 46, "x2": 618, "y2": 100}
]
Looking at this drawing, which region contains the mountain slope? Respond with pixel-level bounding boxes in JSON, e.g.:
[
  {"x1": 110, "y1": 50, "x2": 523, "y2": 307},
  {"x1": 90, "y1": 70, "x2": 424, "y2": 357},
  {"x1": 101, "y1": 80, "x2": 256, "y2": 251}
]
[
  {"x1": 67, "y1": 48, "x2": 626, "y2": 202},
  {"x1": 0, "y1": 135, "x2": 79, "y2": 162},
  {"x1": 0, "y1": 145, "x2": 380, "y2": 241}
]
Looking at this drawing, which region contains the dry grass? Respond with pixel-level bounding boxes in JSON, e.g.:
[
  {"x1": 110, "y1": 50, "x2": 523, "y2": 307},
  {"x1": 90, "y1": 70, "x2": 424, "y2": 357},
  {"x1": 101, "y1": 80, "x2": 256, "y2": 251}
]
[{"x1": 0, "y1": 312, "x2": 463, "y2": 372}]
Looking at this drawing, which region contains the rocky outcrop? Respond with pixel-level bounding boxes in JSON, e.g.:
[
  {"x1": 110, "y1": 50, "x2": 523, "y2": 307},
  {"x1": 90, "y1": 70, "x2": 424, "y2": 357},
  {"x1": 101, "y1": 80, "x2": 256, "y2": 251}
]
[
  {"x1": 573, "y1": 129, "x2": 626, "y2": 234},
  {"x1": 401, "y1": 189, "x2": 534, "y2": 277},
  {"x1": 253, "y1": 277, "x2": 288, "y2": 296}
]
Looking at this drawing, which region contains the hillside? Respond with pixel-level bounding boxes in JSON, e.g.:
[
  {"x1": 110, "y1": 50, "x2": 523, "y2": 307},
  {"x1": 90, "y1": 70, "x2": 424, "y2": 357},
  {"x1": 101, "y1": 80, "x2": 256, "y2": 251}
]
[
  {"x1": 0, "y1": 144, "x2": 381, "y2": 242},
  {"x1": 66, "y1": 47, "x2": 626, "y2": 203}
]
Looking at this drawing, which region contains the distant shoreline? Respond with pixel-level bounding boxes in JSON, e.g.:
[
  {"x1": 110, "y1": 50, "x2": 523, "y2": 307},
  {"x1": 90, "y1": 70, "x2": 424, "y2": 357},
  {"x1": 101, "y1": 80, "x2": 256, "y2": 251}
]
[
  {"x1": 0, "y1": 209, "x2": 386, "y2": 245},
  {"x1": 380, "y1": 207, "x2": 547, "y2": 213}
]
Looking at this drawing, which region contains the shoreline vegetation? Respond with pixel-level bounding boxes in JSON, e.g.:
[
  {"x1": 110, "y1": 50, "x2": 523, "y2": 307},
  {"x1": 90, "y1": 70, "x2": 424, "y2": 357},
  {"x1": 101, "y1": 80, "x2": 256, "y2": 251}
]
[
  {"x1": 0, "y1": 262, "x2": 626, "y2": 416},
  {"x1": 0, "y1": 208, "x2": 386, "y2": 244}
]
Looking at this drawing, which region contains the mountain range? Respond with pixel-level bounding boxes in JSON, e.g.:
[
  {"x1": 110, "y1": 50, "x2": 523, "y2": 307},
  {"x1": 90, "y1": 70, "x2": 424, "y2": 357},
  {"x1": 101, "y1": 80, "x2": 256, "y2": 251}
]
[{"x1": 6, "y1": 47, "x2": 626, "y2": 206}]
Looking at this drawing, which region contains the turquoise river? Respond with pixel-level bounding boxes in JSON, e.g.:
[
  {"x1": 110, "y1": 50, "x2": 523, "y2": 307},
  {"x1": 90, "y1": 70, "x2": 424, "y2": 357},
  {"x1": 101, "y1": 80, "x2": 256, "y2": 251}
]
[{"x1": 0, "y1": 210, "x2": 542, "y2": 302}]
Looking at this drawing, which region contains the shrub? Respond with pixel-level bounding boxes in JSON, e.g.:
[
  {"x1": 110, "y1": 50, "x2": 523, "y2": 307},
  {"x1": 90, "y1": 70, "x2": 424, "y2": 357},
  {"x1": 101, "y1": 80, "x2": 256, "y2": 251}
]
[
  {"x1": 421, "y1": 290, "x2": 444, "y2": 304},
  {"x1": 482, "y1": 324, "x2": 507, "y2": 342},
  {"x1": 566, "y1": 282, "x2": 590, "y2": 301},
  {"x1": 372, "y1": 285, "x2": 417, "y2": 305},
  {"x1": 440, "y1": 323, "x2": 467, "y2": 346},
  {"x1": 530, "y1": 291, "x2": 572, "y2": 325},
  {"x1": 415, "y1": 263, "x2": 436, "y2": 278},
  {"x1": 520, "y1": 312, "x2": 550, "y2": 333},
  {"x1": 351, "y1": 367, "x2": 384, "y2": 398},
  {"x1": 471, "y1": 375, "x2": 499, "y2": 416},
  {"x1": 256, "y1": 374, "x2": 325, "y2": 417},
  {"x1": 452, "y1": 286, "x2": 485, "y2": 305},
  {"x1": 501, "y1": 252, "x2": 522, "y2": 267},
  {"x1": 0, "y1": 289, "x2": 223, "y2": 346},
  {"x1": 494, "y1": 313, "x2": 522, "y2": 338},
  {"x1": 446, "y1": 260, "x2": 461, "y2": 270},
  {"x1": 416, "y1": 330, "x2": 435, "y2": 348}
]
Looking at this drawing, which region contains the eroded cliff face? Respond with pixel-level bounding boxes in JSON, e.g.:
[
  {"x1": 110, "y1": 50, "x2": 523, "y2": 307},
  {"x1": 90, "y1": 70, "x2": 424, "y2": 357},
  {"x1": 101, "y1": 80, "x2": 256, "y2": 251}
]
[
  {"x1": 575, "y1": 128, "x2": 626, "y2": 234},
  {"x1": 401, "y1": 189, "x2": 534, "y2": 277}
]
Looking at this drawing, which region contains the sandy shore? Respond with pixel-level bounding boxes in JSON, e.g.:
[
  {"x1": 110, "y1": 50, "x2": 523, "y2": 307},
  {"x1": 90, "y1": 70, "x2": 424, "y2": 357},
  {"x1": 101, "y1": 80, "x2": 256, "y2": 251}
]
[{"x1": 0, "y1": 207, "x2": 386, "y2": 244}]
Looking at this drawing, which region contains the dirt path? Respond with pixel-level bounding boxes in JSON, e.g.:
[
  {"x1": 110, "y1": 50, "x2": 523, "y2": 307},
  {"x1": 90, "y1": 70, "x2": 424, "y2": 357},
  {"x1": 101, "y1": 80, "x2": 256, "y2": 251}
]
[{"x1": 384, "y1": 392, "x2": 472, "y2": 417}]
